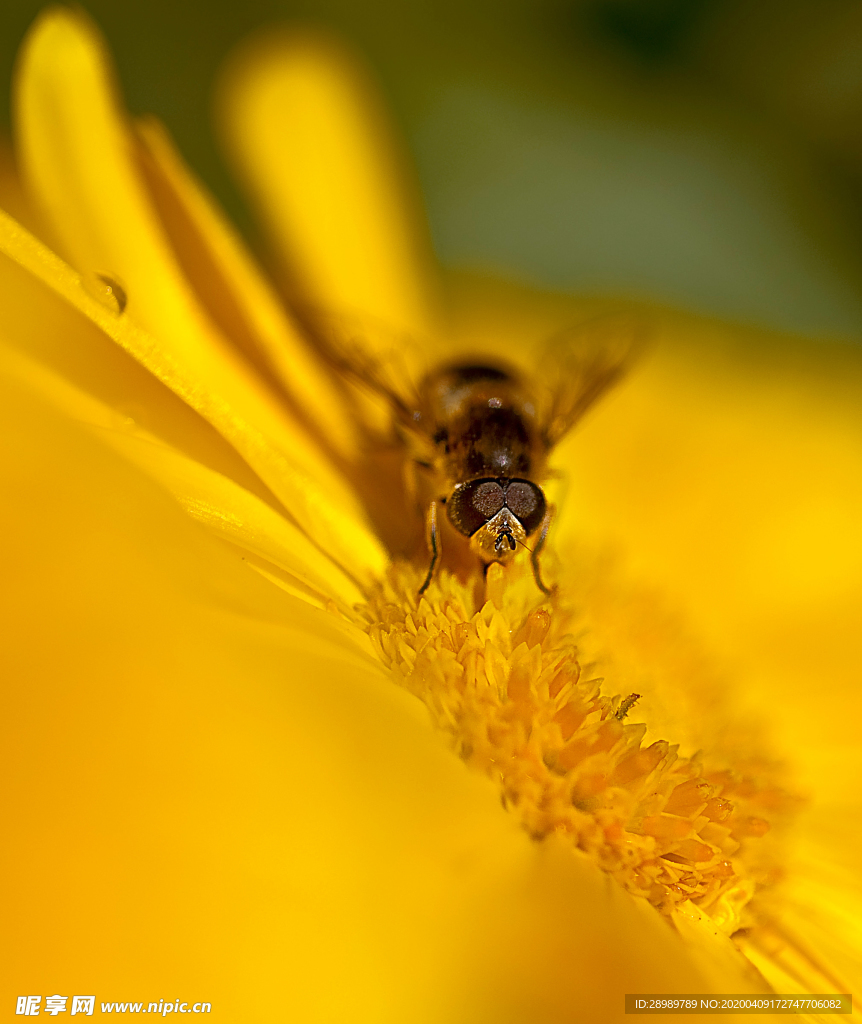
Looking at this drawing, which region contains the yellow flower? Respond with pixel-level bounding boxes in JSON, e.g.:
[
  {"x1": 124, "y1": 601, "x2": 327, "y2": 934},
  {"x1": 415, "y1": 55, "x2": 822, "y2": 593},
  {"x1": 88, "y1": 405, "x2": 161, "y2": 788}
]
[{"x1": 1, "y1": 7, "x2": 860, "y2": 1022}]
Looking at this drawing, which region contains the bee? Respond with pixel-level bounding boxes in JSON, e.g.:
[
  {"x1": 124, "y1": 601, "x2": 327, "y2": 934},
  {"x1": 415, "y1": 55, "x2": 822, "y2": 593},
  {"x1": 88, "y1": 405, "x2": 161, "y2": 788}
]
[
  {"x1": 307, "y1": 311, "x2": 642, "y2": 594},
  {"x1": 413, "y1": 361, "x2": 554, "y2": 594}
]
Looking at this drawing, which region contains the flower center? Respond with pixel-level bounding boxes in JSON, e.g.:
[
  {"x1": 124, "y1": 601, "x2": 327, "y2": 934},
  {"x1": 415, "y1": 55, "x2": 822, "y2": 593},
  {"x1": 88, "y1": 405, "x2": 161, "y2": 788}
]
[{"x1": 361, "y1": 560, "x2": 796, "y2": 933}]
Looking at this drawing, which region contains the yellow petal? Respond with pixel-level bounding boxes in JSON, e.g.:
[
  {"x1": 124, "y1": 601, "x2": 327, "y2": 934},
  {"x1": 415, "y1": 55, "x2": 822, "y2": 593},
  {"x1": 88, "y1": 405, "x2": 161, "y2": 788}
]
[
  {"x1": 0, "y1": 136, "x2": 44, "y2": 236},
  {"x1": 0, "y1": 363, "x2": 743, "y2": 1020},
  {"x1": 134, "y1": 115, "x2": 359, "y2": 463},
  {"x1": 218, "y1": 29, "x2": 441, "y2": 345},
  {"x1": 0, "y1": 342, "x2": 364, "y2": 610},
  {"x1": 562, "y1": 322, "x2": 862, "y2": 782},
  {"x1": 14, "y1": 9, "x2": 386, "y2": 586},
  {"x1": 0, "y1": 212, "x2": 281, "y2": 507}
]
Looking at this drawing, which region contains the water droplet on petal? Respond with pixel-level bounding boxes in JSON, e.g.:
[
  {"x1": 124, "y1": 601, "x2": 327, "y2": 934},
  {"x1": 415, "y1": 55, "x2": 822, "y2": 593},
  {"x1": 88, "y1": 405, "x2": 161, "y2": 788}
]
[{"x1": 82, "y1": 272, "x2": 127, "y2": 315}]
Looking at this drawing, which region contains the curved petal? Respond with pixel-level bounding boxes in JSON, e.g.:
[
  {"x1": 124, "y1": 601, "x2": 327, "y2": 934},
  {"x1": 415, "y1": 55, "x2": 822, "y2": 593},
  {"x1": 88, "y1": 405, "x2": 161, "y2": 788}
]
[
  {"x1": 13, "y1": 9, "x2": 386, "y2": 587},
  {"x1": 0, "y1": 216, "x2": 283, "y2": 508},
  {"x1": 134, "y1": 116, "x2": 359, "y2": 463},
  {"x1": 0, "y1": 363, "x2": 748, "y2": 1021},
  {"x1": 0, "y1": 136, "x2": 45, "y2": 236},
  {"x1": 0, "y1": 343, "x2": 364, "y2": 610},
  {"x1": 561, "y1": 321, "x2": 862, "y2": 782},
  {"x1": 218, "y1": 29, "x2": 441, "y2": 349}
]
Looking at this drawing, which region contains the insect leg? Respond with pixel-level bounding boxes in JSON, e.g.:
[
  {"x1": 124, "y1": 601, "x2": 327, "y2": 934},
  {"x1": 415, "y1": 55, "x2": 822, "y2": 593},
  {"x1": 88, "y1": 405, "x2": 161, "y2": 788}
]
[
  {"x1": 418, "y1": 500, "x2": 440, "y2": 595},
  {"x1": 530, "y1": 505, "x2": 555, "y2": 596}
]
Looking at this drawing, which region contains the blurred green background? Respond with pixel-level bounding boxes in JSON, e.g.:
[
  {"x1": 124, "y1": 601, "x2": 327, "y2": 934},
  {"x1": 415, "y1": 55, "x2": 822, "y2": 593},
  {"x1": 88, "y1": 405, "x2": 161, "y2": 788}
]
[{"x1": 4, "y1": 0, "x2": 862, "y2": 337}]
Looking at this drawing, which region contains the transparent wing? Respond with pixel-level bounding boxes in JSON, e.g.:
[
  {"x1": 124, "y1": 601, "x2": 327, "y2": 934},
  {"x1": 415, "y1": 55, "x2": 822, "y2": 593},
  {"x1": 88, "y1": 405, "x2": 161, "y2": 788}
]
[
  {"x1": 298, "y1": 305, "x2": 426, "y2": 428},
  {"x1": 535, "y1": 312, "x2": 649, "y2": 449}
]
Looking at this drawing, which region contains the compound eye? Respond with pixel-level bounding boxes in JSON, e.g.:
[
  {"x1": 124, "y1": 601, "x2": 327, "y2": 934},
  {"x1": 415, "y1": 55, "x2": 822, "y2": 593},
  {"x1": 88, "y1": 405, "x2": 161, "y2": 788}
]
[
  {"x1": 447, "y1": 479, "x2": 505, "y2": 536},
  {"x1": 472, "y1": 480, "x2": 506, "y2": 518},
  {"x1": 505, "y1": 480, "x2": 546, "y2": 535}
]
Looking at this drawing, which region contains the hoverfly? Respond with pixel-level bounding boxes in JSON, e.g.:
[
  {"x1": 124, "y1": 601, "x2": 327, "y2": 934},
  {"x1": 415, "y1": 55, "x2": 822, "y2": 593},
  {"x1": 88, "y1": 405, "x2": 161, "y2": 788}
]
[{"x1": 306, "y1": 311, "x2": 642, "y2": 595}]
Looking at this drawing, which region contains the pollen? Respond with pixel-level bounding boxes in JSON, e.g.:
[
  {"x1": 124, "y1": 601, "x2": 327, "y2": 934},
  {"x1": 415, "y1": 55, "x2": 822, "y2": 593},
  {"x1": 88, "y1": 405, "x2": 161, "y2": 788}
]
[{"x1": 361, "y1": 561, "x2": 797, "y2": 931}]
